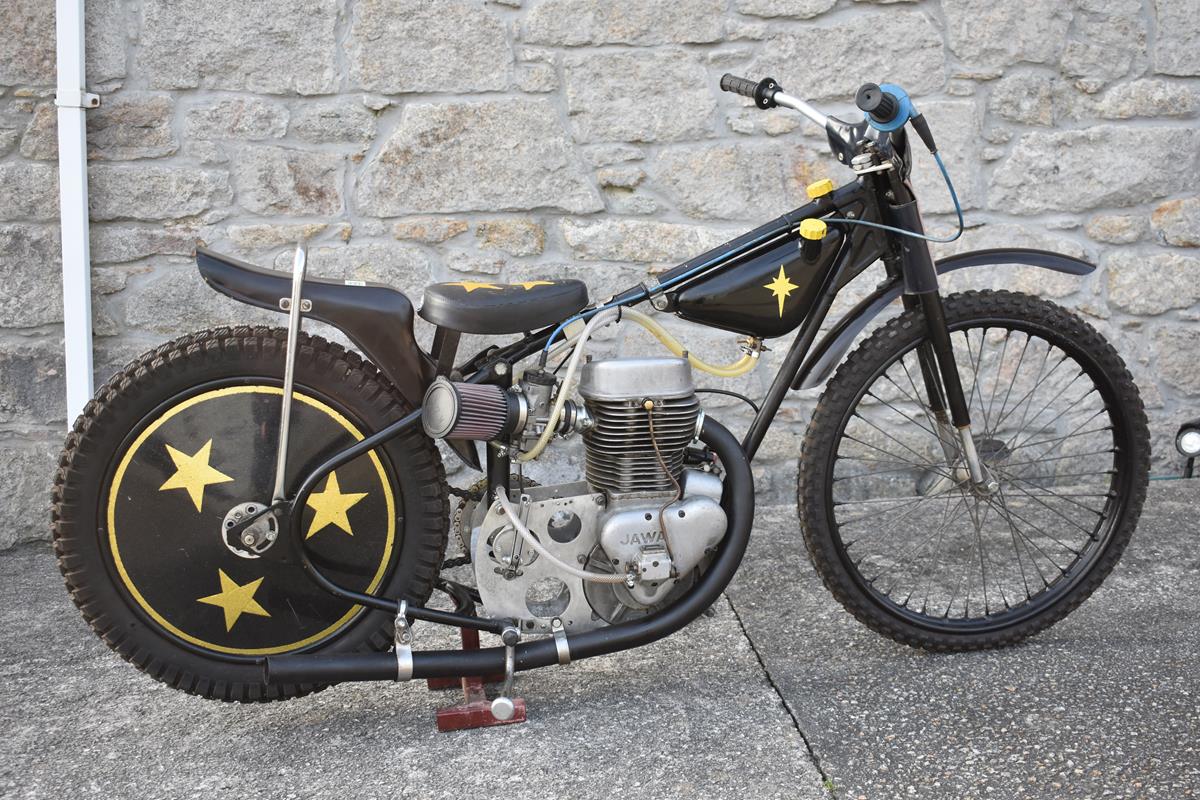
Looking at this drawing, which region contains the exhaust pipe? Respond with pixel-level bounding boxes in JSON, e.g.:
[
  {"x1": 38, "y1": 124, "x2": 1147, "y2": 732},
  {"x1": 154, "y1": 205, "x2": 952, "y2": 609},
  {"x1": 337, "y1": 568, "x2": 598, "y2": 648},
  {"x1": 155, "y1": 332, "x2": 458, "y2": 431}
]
[{"x1": 266, "y1": 417, "x2": 754, "y2": 685}]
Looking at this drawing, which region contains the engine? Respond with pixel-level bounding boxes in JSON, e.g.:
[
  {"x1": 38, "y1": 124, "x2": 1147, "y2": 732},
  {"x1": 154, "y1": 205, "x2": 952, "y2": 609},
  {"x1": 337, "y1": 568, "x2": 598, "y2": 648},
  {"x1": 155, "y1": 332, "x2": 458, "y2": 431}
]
[{"x1": 422, "y1": 355, "x2": 728, "y2": 634}]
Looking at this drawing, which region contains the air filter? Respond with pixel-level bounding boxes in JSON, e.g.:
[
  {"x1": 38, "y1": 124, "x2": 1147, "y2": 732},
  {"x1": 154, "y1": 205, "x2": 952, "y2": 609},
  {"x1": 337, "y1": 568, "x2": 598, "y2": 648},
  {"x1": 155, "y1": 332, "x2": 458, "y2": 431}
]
[{"x1": 421, "y1": 377, "x2": 521, "y2": 441}]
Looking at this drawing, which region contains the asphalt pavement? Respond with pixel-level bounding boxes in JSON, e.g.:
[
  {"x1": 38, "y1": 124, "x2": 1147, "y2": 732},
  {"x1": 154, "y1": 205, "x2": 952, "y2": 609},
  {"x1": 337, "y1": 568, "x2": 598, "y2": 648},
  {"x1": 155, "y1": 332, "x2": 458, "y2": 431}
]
[{"x1": 1, "y1": 481, "x2": 1196, "y2": 799}]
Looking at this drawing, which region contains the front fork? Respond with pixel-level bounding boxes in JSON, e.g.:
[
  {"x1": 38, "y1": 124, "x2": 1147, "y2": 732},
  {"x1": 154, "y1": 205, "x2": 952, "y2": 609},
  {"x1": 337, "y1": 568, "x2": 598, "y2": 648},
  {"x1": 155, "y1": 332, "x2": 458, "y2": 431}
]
[
  {"x1": 883, "y1": 177, "x2": 993, "y2": 494},
  {"x1": 910, "y1": 291, "x2": 995, "y2": 493}
]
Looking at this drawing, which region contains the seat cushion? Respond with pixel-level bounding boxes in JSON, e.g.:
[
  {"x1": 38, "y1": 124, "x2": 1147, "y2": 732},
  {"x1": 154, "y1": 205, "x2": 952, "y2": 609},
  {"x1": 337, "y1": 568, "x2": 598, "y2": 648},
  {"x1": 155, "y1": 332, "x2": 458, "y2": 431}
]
[{"x1": 419, "y1": 279, "x2": 589, "y2": 334}]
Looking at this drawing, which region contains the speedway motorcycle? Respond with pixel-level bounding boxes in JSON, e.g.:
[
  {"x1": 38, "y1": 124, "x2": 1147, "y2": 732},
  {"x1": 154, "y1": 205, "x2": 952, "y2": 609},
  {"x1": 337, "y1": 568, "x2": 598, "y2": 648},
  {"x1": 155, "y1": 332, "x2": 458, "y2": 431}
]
[{"x1": 53, "y1": 75, "x2": 1149, "y2": 710}]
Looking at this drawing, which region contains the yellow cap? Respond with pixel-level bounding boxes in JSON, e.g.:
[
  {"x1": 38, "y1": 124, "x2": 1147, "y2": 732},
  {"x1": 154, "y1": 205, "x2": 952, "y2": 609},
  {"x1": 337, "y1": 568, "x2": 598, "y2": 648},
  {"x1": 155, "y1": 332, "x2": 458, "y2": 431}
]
[
  {"x1": 799, "y1": 218, "x2": 827, "y2": 241},
  {"x1": 805, "y1": 178, "x2": 835, "y2": 199}
]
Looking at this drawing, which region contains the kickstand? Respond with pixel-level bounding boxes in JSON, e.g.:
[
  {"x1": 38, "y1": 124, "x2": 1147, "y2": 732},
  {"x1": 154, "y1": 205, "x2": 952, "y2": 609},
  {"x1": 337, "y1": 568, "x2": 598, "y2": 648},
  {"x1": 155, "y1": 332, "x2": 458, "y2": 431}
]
[{"x1": 428, "y1": 626, "x2": 527, "y2": 732}]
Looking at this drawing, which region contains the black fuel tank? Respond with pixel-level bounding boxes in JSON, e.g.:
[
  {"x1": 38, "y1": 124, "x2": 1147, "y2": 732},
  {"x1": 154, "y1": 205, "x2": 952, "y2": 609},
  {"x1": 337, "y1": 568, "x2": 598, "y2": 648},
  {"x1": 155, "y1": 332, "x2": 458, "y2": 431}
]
[{"x1": 673, "y1": 229, "x2": 843, "y2": 338}]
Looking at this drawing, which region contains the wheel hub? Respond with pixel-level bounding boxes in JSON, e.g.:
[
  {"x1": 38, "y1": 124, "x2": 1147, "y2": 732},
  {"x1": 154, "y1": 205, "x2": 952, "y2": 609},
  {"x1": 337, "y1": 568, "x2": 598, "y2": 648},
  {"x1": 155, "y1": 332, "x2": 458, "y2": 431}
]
[{"x1": 222, "y1": 501, "x2": 278, "y2": 558}]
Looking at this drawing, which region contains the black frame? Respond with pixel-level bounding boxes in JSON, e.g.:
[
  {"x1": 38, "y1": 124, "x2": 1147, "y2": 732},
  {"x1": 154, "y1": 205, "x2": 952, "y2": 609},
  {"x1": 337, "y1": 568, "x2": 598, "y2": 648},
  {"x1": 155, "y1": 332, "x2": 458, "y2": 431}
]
[{"x1": 196, "y1": 140, "x2": 1097, "y2": 682}]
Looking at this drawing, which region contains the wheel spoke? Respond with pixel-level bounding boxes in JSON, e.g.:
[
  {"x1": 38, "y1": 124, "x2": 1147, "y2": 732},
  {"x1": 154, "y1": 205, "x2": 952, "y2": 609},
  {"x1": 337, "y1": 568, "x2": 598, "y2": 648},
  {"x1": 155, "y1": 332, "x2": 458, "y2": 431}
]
[
  {"x1": 987, "y1": 487, "x2": 1054, "y2": 586},
  {"x1": 990, "y1": 346, "x2": 1063, "y2": 435},
  {"x1": 851, "y1": 412, "x2": 941, "y2": 469},
  {"x1": 817, "y1": 308, "x2": 1127, "y2": 629},
  {"x1": 985, "y1": 491, "x2": 1083, "y2": 557},
  {"x1": 996, "y1": 468, "x2": 1108, "y2": 523},
  {"x1": 962, "y1": 328, "x2": 994, "y2": 433},
  {"x1": 990, "y1": 332, "x2": 1031, "y2": 437},
  {"x1": 838, "y1": 432, "x2": 943, "y2": 475}
]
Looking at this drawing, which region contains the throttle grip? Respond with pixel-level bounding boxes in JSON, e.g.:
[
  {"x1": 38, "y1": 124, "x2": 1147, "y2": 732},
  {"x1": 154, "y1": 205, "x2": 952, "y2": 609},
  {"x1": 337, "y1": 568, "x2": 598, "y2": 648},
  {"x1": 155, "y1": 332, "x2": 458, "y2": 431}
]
[
  {"x1": 855, "y1": 82, "x2": 913, "y2": 132},
  {"x1": 719, "y1": 73, "x2": 779, "y2": 110},
  {"x1": 855, "y1": 83, "x2": 898, "y2": 125}
]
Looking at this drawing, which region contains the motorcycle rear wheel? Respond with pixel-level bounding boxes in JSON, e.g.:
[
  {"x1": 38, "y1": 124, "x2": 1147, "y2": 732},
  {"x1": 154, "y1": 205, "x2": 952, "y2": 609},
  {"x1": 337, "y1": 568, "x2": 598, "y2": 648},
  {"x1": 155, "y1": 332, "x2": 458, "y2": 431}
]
[
  {"x1": 798, "y1": 290, "x2": 1149, "y2": 650},
  {"x1": 52, "y1": 326, "x2": 448, "y2": 701}
]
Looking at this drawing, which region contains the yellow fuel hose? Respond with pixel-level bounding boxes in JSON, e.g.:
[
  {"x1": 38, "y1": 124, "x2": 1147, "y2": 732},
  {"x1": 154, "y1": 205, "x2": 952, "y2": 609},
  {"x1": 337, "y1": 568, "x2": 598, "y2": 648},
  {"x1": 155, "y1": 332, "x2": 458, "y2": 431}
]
[{"x1": 620, "y1": 307, "x2": 759, "y2": 378}]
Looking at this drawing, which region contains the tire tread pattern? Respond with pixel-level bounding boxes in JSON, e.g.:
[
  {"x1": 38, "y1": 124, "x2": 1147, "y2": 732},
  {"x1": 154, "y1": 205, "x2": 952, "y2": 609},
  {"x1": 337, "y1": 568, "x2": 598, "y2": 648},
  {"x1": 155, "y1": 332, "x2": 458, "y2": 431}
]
[
  {"x1": 51, "y1": 326, "x2": 449, "y2": 702},
  {"x1": 798, "y1": 291, "x2": 1149, "y2": 651}
]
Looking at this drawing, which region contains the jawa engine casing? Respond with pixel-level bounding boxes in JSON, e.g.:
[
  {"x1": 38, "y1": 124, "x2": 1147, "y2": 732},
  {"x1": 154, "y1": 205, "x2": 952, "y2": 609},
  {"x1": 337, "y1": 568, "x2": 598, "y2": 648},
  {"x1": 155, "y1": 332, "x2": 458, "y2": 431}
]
[{"x1": 468, "y1": 357, "x2": 728, "y2": 634}]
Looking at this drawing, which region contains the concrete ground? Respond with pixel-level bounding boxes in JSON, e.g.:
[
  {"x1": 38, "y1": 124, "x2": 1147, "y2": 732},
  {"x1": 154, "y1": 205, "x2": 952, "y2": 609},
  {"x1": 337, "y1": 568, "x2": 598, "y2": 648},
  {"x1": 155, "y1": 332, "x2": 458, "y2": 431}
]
[{"x1": 1, "y1": 482, "x2": 1196, "y2": 799}]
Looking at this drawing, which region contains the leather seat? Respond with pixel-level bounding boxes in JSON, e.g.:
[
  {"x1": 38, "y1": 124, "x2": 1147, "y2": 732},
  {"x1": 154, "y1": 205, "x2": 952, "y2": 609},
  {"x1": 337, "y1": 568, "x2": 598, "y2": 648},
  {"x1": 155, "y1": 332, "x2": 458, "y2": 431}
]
[{"x1": 419, "y1": 279, "x2": 589, "y2": 334}]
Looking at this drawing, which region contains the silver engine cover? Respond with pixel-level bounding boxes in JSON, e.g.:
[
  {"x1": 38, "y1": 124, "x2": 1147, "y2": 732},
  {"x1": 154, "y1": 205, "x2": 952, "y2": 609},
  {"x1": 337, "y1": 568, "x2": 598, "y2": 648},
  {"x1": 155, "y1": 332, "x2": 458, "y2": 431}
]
[
  {"x1": 472, "y1": 471, "x2": 726, "y2": 634},
  {"x1": 597, "y1": 471, "x2": 725, "y2": 606}
]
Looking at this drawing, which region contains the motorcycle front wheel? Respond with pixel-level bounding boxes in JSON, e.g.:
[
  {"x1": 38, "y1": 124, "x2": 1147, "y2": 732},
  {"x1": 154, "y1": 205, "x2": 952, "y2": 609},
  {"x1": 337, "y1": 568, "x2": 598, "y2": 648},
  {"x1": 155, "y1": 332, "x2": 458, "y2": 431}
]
[
  {"x1": 52, "y1": 326, "x2": 449, "y2": 701},
  {"x1": 798, "y1": 290, "x2": 1149, "y2": 650}
]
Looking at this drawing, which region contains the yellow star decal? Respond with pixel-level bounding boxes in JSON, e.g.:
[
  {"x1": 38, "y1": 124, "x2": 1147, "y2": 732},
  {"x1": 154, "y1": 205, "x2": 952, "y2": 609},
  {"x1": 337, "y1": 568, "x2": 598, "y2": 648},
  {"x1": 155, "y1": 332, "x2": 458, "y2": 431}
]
[
  {"x1": 516, "y1": 280, "x2": 553, "y2": 290},
  {"x1": 158, "y1": 439, "x2": 235, "y2": 512},
  {"x1": 447, "y1": 280, "x2": 501, "y2": 292},
  {"x1": 305, "y1": 471, "x2": 368, "y2": 539},
  {"x1": 763, "y1": 265, "x2": 799, "y2": 318},
  {"x1": 197, "y1": 569, "x2": 271, "y2": 631}
]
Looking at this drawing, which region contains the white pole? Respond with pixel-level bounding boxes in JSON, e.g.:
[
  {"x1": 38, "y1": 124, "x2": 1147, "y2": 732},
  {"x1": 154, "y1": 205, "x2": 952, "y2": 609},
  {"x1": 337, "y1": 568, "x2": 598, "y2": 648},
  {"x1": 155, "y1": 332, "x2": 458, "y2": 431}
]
[{"x1": 55, "y1": 0, "x2": 97, "y2": 425}]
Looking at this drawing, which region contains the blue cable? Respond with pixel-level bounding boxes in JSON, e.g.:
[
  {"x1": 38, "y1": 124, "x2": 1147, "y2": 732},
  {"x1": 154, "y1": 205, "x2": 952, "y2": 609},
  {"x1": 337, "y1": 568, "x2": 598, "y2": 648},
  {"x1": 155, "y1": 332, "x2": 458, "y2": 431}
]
[{"x1": 824, "y1": 151, "x2": 964, "y2": 244}]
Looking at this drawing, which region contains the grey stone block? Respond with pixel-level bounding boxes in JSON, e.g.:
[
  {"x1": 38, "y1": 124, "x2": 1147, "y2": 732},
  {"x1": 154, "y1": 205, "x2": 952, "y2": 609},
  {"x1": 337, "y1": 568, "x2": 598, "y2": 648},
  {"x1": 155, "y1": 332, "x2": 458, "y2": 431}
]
[
  {"x1": 184, "y1": 98, "x2": 290, "y2": 141},
  {"x1": 1107, "y1": 251, "x2": 1200, "y2": 315},
  {"x1": 942, "y1": 0, "x2": 1072, "y2": 71},
  {"x1": 289, "y1": 100, "x2": 378, "y2": 145},
  {"x1": 349, "y1": 0, "x2": 512, "y2": 93},
  {"x1": 357, "y1": 99, "x2": 602, "y2": 215},
  {"x1": 0, "y1": 224, "x2": 62, "y2": 328},
  {"x1": 0, "y1": 164, "x2": 58, "y2": 222},
  {"x1": 1150, "y1": 197, "x2": 1200, "y2": 247},
  {"x1": 564, "y1": 50, "x2": 717, "y2": 143},
  {"x1": 0, "y1": 437, "x2": 58, "y2": 550},
  {"x1": 0, "y1": 337, "x2": 66, "y2": 426},
  {"x1": 750, "y1": 12, "x2": 945, "y2": 101},
  {"x1": 88, "y1": 165, "x2": 232, "y2": 222},
  {"x1": 526, "y1": 0, "x2": 724, "y2": 45},
  {"x1": 231, "y1": 146, "x2": 344, "y2": 216},
  {"x1": 1154, "y1": 0, "x2": 1200, "y2": 76},
  {"x1": 989, "y1": 127, "x2": 1200, "y2": 214},
  {"x1": 139, "y1": 0, "x2": 339, "y2": 94}
]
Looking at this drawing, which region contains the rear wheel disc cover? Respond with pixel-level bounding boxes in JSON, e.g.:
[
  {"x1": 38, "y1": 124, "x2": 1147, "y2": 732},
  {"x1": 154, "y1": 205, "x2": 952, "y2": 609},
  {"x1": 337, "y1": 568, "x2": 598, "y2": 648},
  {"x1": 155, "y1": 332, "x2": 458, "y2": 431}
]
[{"x1": 105, "y1": 384, "x2": 397, "y2": 656}]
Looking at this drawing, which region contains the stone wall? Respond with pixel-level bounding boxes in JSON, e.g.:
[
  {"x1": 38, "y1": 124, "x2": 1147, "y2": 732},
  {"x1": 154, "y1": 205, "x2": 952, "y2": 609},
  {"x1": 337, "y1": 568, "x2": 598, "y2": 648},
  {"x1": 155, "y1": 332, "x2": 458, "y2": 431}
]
[{"x1": 1, "y1": 0, "x2": 1197, "y2": 548}]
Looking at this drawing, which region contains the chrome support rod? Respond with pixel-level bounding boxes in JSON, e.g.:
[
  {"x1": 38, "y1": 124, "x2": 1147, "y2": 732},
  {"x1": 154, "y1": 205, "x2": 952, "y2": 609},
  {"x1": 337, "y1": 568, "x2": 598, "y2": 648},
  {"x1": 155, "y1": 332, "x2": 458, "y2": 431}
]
[{"x1": 272, "y1": 243, "x2": 308, "y2": 503}]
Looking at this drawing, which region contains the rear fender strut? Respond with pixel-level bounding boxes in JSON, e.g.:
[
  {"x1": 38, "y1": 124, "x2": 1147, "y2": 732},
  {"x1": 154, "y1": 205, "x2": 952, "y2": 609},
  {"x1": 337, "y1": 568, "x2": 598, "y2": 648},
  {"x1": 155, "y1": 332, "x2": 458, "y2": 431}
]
[{"x1": 793, "y1": 248, "x2": 1096, "y2": 390}]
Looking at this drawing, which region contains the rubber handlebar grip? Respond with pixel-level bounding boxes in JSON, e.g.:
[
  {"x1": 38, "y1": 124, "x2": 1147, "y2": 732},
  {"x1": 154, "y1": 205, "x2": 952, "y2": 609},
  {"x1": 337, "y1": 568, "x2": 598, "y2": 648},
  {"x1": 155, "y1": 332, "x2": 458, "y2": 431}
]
[
  {"x1": 720, "y1": 74, "x2": 759, "y2": 99},
  {"x1": 855, "y1": 82, "x2": 899, "y2": 124}
]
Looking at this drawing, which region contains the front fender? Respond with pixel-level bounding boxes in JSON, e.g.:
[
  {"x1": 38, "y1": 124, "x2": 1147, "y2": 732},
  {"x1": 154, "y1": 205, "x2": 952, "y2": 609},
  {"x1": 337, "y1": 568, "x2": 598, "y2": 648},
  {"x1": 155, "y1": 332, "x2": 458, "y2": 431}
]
[{"x1": 793, "y1": 248, "x2": 1095, "y2": 390}]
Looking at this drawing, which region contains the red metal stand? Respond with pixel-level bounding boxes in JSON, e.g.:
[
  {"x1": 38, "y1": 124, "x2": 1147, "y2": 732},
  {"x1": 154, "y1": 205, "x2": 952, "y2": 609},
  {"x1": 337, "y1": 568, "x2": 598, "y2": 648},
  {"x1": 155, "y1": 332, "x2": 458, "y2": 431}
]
[{"x1": 427, "y1": 627, "x2": 526, "y2": 732}]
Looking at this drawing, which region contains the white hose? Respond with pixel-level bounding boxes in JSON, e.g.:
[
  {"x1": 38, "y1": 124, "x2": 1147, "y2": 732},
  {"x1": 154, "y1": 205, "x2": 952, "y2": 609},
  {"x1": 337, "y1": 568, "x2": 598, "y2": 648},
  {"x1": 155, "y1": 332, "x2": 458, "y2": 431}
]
[
  {"x1": 516, "y1": 307, "x2": 619, "y2": 463},
  {"x1": 494, "y1": 487, "x2": 629, "y2": 584}
]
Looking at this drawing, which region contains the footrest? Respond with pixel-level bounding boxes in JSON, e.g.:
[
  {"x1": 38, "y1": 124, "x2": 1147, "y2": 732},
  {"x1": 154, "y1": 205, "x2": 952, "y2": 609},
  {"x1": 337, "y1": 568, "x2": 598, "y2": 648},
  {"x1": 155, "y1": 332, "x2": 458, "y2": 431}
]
[
  {"x1": 435, "y1": 677, "x2": 527, "y2": 732},
  {"x1": 430, "y1": 626, "x2": 527, "y2": 732}
]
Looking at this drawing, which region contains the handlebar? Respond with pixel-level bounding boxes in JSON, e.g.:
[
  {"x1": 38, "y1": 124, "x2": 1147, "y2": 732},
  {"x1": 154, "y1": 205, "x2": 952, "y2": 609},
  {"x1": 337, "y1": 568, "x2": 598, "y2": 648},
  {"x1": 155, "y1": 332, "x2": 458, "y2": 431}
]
[
  {"x1": 719, "y1": 73, "x2": 830, "y2": 130},
  {"x1": 719, "y1": 73, "x2": 938, "y2": 153}
]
